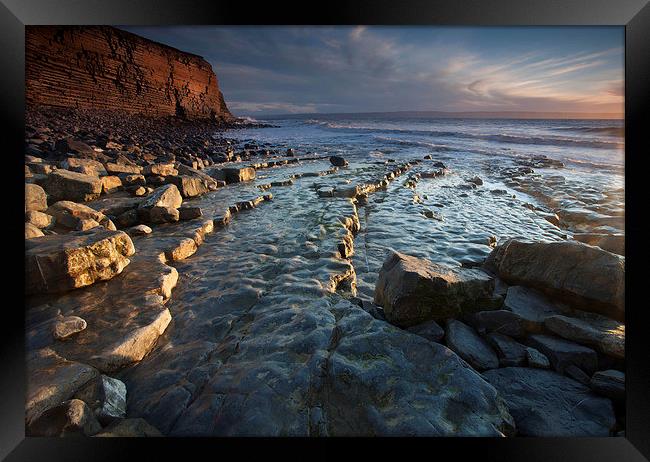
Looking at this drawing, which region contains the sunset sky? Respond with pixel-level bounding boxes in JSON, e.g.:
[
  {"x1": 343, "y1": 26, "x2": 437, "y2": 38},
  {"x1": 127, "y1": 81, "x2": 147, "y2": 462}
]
[{"x1": 122, "y1": 26, "x2": 624, "y2": 117}]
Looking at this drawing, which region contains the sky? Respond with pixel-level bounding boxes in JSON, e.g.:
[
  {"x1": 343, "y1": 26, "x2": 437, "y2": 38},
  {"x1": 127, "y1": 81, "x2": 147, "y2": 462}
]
[{"x1": 121, "y1": 26, "x2": 624, "y2": 117}]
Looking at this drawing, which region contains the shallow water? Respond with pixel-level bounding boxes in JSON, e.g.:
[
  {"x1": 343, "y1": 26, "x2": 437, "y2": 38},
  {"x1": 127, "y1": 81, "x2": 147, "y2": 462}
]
[{"x1": 119, "y1": 116, "x2": 624, "y2": 433}]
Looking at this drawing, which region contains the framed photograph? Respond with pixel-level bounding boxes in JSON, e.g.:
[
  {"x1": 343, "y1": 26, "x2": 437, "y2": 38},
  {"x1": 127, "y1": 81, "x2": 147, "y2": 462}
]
[{"x1": 3, "y1": 0, "x2": 649, "y2": 459}]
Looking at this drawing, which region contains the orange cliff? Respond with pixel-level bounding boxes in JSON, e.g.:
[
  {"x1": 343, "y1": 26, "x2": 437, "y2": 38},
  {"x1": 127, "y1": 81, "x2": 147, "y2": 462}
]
[{"x1": 26, "y1": 26, "x2": 234, "y2": 122}]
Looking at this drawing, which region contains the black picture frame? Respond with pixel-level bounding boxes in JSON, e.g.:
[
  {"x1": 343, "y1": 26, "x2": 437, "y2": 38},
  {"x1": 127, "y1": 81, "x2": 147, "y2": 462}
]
[{"x1": 3, "y1": 0, "x2": 649, "y2": 459}]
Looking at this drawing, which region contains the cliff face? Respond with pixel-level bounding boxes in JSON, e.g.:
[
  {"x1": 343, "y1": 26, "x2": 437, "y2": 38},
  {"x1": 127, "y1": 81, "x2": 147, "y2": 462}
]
[{"x1": 26, "y1": 26, "x2": 233, "y2": 121}]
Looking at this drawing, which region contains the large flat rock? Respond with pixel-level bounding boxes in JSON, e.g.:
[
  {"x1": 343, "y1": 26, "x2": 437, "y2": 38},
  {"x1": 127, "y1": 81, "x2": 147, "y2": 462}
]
[
  {"x1": 485, "y1": 239, "x2": 624, "y2": 320},
  {"x1": 374, "y1": 251, "x2": 494, "y2": 327},
  {"x1": 483, "y1": 367, "x2": 616, "y2": 436},
  {"x1": 25, "y1": 228, "x2": 135, "y2": 294},
  {"x1": 124, "y1": 299, "x2": 514, "y2": 436}
]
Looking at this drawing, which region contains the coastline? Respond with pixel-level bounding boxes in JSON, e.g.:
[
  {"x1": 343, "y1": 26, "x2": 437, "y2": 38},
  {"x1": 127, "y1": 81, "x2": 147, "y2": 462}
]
[{"x1": 24, "y1": 106, "x2": 625, "y2": 437}]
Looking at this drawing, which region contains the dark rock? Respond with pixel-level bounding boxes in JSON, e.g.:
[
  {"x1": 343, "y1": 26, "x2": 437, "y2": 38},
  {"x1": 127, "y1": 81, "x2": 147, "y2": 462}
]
[
  {"x1": 526, "y1": 334, "x2": 598, "y2": 375},
  {"x1": 503, "y1": 285, "x2": 572, "y2": 332},
  {"x1": 74, "y1": 374, "x2": 127, "y2": 424},
  {"x1": 445, "y1": 319, "x2": 499, "y2": 371},
  {"x1": 564, "y1": 364, "x2": 591, "y2": 385},
  {"x1": 178, "y1": 206, "x2": 203, "y2": 221},
  {"x1": 525, "y1": 347, "x2": 550, "y2": 369},
  {"x1": 485, "y1": 333, "x2": 527, "y2": 367},
  {"x1": 483, "y1": 367, "x2": 616, "y2": 436},
  {"x1": 466, "y1": 309, "x2": 526, "y2": 338},
  {"x1": 485, "y1": 239, "x2": 625, "y2": 320},
  {"x1": 374, "y1": 251, "x2": 494, "y2": 327},
  {"x1": 590, "y1": 370, "x2": 625, "y2": 401},
  {"x1": 329, "y1": 155, "x2": 348, "y2": 167},
  {"x1": 55, "y1": 137, "x2": 95, "y2": 156},
  {"x1": 543, "y1": 314, "x2": 624, "y2": 360}
]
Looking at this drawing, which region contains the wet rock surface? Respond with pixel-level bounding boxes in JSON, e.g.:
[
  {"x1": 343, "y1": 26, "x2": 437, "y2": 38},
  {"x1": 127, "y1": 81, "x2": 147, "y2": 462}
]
[{"x1": 24, "y1": 109, "x2": 625, "y2": 437}]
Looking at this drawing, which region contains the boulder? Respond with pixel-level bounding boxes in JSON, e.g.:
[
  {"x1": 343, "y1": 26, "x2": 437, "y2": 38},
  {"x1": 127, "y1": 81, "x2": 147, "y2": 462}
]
[
  {"x1": 485, "y1": 239, "x2": 624, "y2": 320},
  {"x1": 74, "y1": 375, "x2": 127, "y2": 424},
  {"x1": 40, "y1": 169, "x2": 103, "y2": 202},
  {"x1": 405, "y1": 320, "x2": 445, "y2": 343},
  {"x1": 330, "y1": 155, "x2": 348, "y2": 167},
  {"x1": 139, "y1": 184, "x2": 182, "y2": 210},
  {"x1": 483, "y1": 367, "x2": 616, "y2": 436},
  {"x1": 25, "y1": 228, "x2": 135, "y2": 294},
  {"x1": 543, "y1": 314, "x2": 624, "y2": 359},
  {"x1": 176, "y1": 163, "x2": 220, "y2": 190},
  {"x1": 101, "y1": 175, "x2": 122, "y2": 194},
  {"x1": 143, "y1": 163, "x2": 178, "y2": 177},
  {"x1": 27, "y1": 399, "x2": 102, "y2": 437},
  {"x1": 486, "y1": 333, "x2": 527, "y2": 367},
  {"x1": 47, "y1": 200, "x2": 107, "y2": 230},
  {"x1": 61, "y1": 157, "x2": 107, "y2": 176},
  {"x1": 221, "y1": 167, "x2": 256, "y2": 184},
  {"x1": 178, "y1": 206, "x2": 203, "y2": 220},
  {"x1": 374, "y1": 251, "x2": 494, "y2": 326},
  {"x1": 95, "y1": 418, "x2": 163, "y2": 437},
  {"x1": 526, "y1": 334, "x2": 598, "y2": 374},
  {"x1": 590, "y1": 370, "x2": 625, "y2": 401},
  {"x1": 25, "y1": 183, "x2": 48, "y2": 212},
  {"x1": 25, "y1": 210, "x2": 55, "y2": 229},
  {"x1": 445, "y1": 319, "x2": 499, "y2": 371},
  {"x1": 25, "y1": 223, "x2": 45, "y2": 239},
  {"x1": 170, "y1": 175, "x2": 210, "y2": 198},
  {"x1": 53, "y1": 316, "x2": 87, "y2": 340}
]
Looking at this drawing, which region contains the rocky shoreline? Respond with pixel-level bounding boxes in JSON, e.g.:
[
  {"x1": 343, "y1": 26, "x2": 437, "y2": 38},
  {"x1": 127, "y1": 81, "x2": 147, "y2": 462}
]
[{"x1": 24, "y1": 108, "x2": 625, "y2": 437}]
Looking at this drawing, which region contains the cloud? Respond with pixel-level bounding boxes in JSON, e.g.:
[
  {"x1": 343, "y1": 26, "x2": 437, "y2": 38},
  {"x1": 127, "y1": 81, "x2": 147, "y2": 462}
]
[{"x1": 122, "y1": 26, "x2": 624, "y2": 115}]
